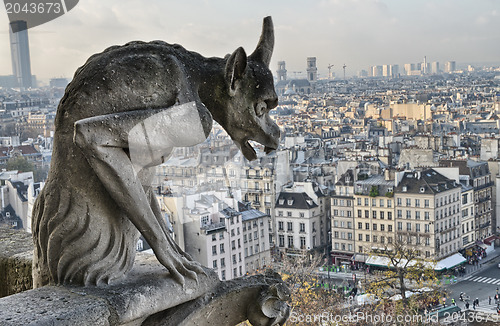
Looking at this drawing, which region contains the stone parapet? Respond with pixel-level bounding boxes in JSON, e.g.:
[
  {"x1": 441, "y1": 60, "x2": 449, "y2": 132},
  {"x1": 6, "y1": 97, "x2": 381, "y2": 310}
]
[{"x1": 0, "y1": 225, "x2": 33, "y2": 297}]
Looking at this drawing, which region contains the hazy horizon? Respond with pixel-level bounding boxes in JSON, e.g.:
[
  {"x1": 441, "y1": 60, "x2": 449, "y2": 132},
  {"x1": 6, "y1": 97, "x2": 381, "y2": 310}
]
[{"x1": 1, "y1": 0, "x2": 499, "y2": 83}]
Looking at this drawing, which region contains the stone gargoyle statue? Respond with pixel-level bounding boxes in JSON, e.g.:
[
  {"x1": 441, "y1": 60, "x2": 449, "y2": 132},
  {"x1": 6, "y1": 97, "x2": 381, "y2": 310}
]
[{"x1": 30, "y1": 16, "x2": 289, "y2": 326}]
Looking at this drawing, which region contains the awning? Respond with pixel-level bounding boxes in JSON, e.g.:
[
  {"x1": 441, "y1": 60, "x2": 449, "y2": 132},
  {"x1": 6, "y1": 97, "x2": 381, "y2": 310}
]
[
  {"x1": 434, "y1": 253, "x2": 466, "y2": 272},
  {"x1": 351, "y1": 253, "x2": 369, "y2": 262},
  {"x1": 365, "y1": 254, "x2": 435, "y2": 269}
]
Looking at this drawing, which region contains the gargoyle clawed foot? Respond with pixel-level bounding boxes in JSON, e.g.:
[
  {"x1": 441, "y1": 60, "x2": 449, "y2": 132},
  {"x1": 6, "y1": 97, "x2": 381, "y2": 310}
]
[{"x1": 154, "y1": 246, "x2": 206, "y2": 287}]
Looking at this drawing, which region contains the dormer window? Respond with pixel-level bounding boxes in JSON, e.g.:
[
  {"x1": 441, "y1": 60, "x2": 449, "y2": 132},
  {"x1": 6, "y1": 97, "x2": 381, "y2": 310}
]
[
  {"x1": 306, "y1": 200, "x2": 313, "y2": 206},
  {"x1": 420, "y1": 186, "x2": 425, "y2": 193},
  {"x1": 279, "y1": 199, "x2": 285, "y2": 205},
  {"x1": 287, "y1": 199, "x2": 294, "y2": 205},
  {"x1": 402, "y1": 186, "x2": 407, "y2": 192}
]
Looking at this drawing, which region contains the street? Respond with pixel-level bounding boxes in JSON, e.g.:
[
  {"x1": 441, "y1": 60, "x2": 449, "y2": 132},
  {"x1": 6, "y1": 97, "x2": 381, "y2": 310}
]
[{"x1": 446, "y1": 255, "x2": 500, "y2": 311}]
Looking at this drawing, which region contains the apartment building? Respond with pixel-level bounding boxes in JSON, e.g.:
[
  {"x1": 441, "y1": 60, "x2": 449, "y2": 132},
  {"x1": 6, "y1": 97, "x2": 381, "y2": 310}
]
[
  {"x1": 353, "y1": 174, "x2": 395, "y2": 255},
  {"x1": 275, "y1": 191, "x2": 323, "y2": 255},
  {"x1": 331, "y1": 169, "x2": 355, "y2": 265},
  {"x1": 240, "y1": 206, "x2": 271, "y2": 274},
  {"x1": 394, "y1": 170, "x2": 461, "y2": 260},
  {"x1": 460, "y1": 184, "x2": 475, "y2": 248},
  {"x1": 160, "y1": 190, "x2": 245, "y2": 281},
  {"x1": 440, "y1": 160, "x2": 493, "y2": 240}
]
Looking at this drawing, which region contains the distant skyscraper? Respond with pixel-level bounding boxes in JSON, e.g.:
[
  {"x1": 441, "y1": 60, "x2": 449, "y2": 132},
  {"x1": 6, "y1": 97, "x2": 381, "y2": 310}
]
[
  {"x1": 431, "y1": 61, "x2": 440, "y2": 74},
  {"x1": 277, "y1": 61, "x2": 287, "y2": 81},
  {"x1": 445, "y1": 61, "x2": 456, "y2": 73},
  {"x1": 372, "y1": 65, "x2": 383, "y2": 77},
  {"x1": 306, "y1": 57, "x2": 317, "y2": 82},
  {"x1": 9, "y1": 20, "x2": 32, "y2": 88}
]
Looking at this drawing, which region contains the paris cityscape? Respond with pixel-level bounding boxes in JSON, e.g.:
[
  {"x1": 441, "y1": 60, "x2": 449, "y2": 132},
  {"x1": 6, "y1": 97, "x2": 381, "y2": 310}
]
[{"x1": 1, "y1": 1, "x2": 500, "y2": 325}]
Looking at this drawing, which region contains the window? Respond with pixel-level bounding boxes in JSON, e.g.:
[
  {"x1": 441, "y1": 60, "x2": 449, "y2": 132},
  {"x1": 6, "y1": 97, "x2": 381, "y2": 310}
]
[
  {"x1": 373, "y1": 223, "x2": 377, "y2": 231},
  {"x1": 221, "y1": 270, "x2": 226, "y2": 280},
  {"x1": 398, "y1": 222, "x2": 402, "y2": 231},
  {"x1": 365, "y1": 235, "x2": 370, "y2": 242},
  {"x1": 388, "y1": 212, "x2": 392, "y2": 220},
  {"x1": 358, "y1": 234, "x2": 363, "y2": 241},
  {"x1": 213, "y1": 260, "x2": 217, "y2": 269},
  {"x1": 372, "y1": 199, "x2": 376, "y2": 207},
  {"x1": 348, "y1": 232, "x2": 352, "y2": 240},
  {"x1": 278, "y1": 221, "x2": 284, "y2": 231},
  {"x1": 232, "y1": 240, "x2": 236, "y2": 250},
  {"x1": 416, "y1": 224, "x2": 421, "y2": 232},
  {"x1": 287, "y1": 236, "x2": 294, "y2": 248},
  {"x1": 287, "y1": 212, "x2": 292, "y2": 217},
  {"x1": 300, "y1": 223, "x2": 305, "y2": 232},
  {"x1": 373, "y1": 236, "x2": 377, "y2": 243},
  {"x1": 365, "y1": 210, "x2": 369, "y2": 218},
  {"x1": 358, "y1": 222, "x2": 362, "y2": 229},
  {"x1": 397, "y1": 198, "x2": 402, "y2": 206},
  {"x1": 380, "y1": 199, "x2": 384, "y2": 207},
  {"x1": 415, "y1": 199, "x2": 420, "y2": 207},
  {"x1": 365, "y1": 198, "x2": 369, "y2": 206},
  {"x1": 212, "y1": 245, "x2": 217, "y2": 255},
  {"x1": 365, "y1": 223, "x2": 370, "y2": 230},
  {"x1": 357, "y1": 209, "x2": 362, "y2": 217},
  {"x1": 388, "y1": 225, "x2": 392, "y2": 232},
  {"x1": 357, "y1": 198, "x2": 362, "y2": 206},
  {"x1": 300, "y1": 237, "x2": 306, "y2": 249},
  {"x1": 397, "y1": 210, "x2": 402, "y2": 218},
  {"x1": 407, "y1": 223, "x2": 411, "y2": 231},
  {"x1": 388, "y1": 237, "x2": 393, "y2": 244},
  {"x1": 387, "y1": 200, "x2": 392, "y2": 208},
  {"x1": 279, "y1": 235, "x2": 284, "y2": 247},
  {"x1": 380, "y1": 211, "x2": 384, "y2": 219},
  {"x1": 425, "y1": 199, "x2": 429, "y2": 208},
  {"x1": 372, "y1": 211, "x2": 377, "y2": 219},
  {"x1": 278, "y1": 211, "x2": 283, "y2": 217},
  {"x1": 334, "y1": 231, "x2": 339, "y2": 239},
  {"x1": 220, "y1": 243, "x2": 225, "y2": 253},
  {"x1": 287, "y1": 222, "x2": 293, "y2": 231},
  {"x1": 406, "y1": 210, "x2": 412, "y2": 219},
  {"x1": 415, "y1": 211, "x2": 420, "y2": 220},
  {"x1": 300, "y1": 212, "x2": 305, "y2": 218},
  {"x1": 406, "y1": 198, "x2": 411, "y2": 207},
  {"x1": 425, "y1": 212, "x2": 430, "y2": 220}
]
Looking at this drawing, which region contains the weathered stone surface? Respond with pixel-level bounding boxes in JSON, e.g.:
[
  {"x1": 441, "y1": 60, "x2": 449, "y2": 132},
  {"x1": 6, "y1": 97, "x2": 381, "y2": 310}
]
[
  {"x1": 143, "y1": 271, "x2": 290, "y2": 326},
  {"x1": 0, "y1": 225, "x2": 33, "y2": 297},
  {"x1": 0, "y1": 286, "x2": 112, "y2": 326},
  {"x1": 0, "y1": 253, "x2": 220, "y2": 325}
]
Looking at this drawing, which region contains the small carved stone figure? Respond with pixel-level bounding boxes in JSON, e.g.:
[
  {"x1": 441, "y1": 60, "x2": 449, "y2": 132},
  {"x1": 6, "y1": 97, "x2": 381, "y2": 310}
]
[{"x1": 32, "y1": 17, "x2": 280, "y2": 288}]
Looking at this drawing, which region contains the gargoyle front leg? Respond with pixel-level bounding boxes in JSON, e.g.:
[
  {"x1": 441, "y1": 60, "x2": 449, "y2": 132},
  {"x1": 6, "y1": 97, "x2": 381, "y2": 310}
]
[{"x1": 74, "y1": 103, "x2": 208, "y2": 286}]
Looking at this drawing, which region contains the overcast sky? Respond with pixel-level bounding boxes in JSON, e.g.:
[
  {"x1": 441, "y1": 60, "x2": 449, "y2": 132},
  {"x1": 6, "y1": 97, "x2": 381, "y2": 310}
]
[{"x1": 1, "y1": 0, "x2": 499, "y2": 83}]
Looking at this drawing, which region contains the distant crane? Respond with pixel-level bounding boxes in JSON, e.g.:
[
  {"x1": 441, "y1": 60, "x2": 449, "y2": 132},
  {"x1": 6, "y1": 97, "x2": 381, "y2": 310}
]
[
  {"x1": 328, "y1": 64, "x2": 334, "y2": 79},
  {"x1": 342, "y1": 64, "x2": 347, "y2": 80}
]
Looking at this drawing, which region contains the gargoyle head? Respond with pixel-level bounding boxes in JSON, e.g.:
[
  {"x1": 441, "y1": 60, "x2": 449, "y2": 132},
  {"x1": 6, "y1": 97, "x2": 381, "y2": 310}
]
[{"x1": 212, "y1": 17, "x2": 280, "y2": 161}]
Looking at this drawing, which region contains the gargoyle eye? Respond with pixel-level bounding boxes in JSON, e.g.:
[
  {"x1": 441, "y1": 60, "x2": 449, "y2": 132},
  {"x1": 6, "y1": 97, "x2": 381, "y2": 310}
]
[{"x1": 254, "y1": 102, "x2": 267, "y2": 117}]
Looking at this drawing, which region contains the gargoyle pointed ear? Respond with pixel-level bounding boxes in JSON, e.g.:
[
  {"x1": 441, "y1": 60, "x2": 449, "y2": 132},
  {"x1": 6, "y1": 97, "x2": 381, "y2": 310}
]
[
  {"x1": 249, "y1": 16, "x2": 274, "y2": 67},
  {"x1": 225, "y1": 47, "x2": 247, "y2": 93}
]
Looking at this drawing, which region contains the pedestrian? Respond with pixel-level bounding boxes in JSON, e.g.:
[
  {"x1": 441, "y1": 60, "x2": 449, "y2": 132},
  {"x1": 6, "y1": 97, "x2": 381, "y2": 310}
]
[
  {"x1": 475, "y1": 298, "x2": 479, "y2": 307},
  {"x1": 452, "y1": 298, "x2": 455, "y2": 306},
  {"x1": 443, "y1": 297, "x2": 446, "y2": 307},
  {"x1": 490, "y1": 296, "x2": 492, "y2": 305},
  {"x1": 473, "y1": 301, "x2": 476, "y2": 310},
  {"x1": 465, "y1": 301, "x2": 469, "y2": 309}
]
